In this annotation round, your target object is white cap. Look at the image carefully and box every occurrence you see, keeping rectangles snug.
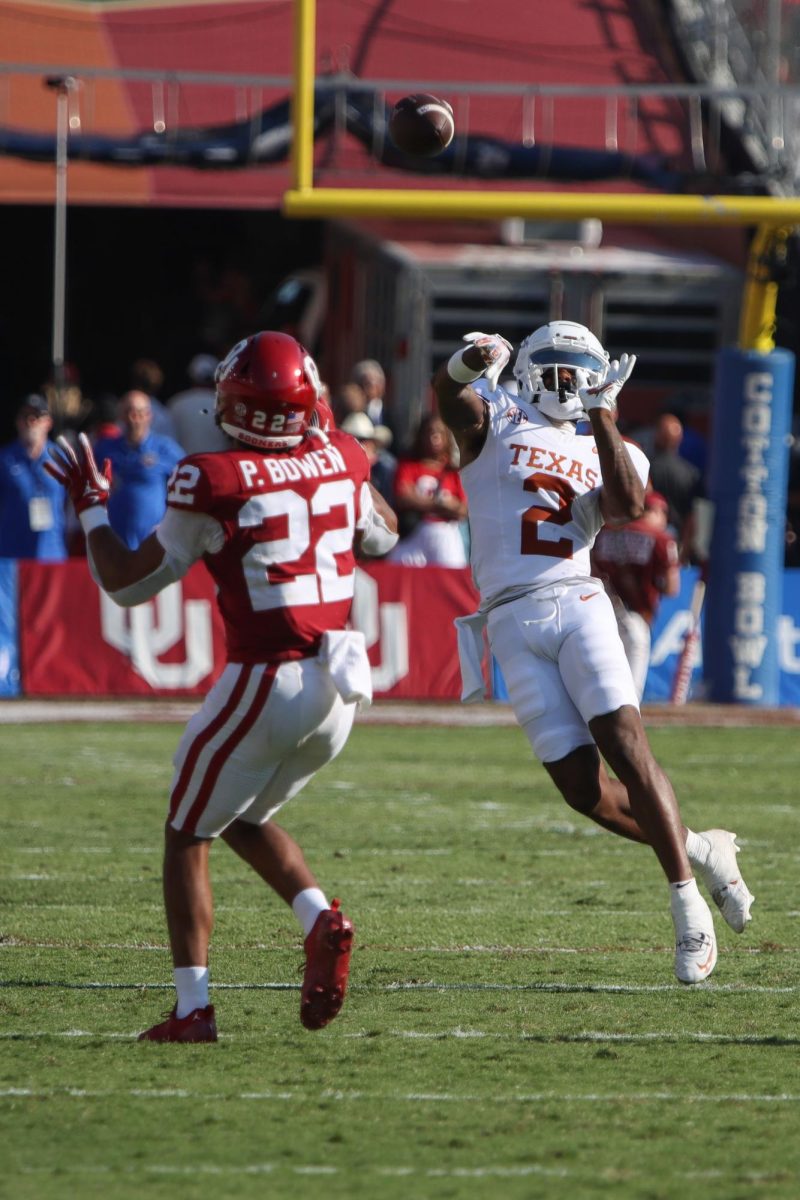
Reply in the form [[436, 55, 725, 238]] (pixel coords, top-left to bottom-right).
[[341, 411, 393, 448]]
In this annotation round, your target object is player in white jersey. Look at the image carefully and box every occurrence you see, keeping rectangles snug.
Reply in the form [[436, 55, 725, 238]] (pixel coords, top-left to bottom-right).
[[434, 321, 754, 985]]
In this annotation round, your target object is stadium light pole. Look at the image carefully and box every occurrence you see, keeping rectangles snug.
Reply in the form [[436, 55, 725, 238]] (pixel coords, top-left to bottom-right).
[[45, 75, 77, 402]]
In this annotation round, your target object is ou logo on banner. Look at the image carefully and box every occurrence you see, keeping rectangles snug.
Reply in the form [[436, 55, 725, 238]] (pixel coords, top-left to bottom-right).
[[352, 568, 409, 693], [100, 583, 214, 690]]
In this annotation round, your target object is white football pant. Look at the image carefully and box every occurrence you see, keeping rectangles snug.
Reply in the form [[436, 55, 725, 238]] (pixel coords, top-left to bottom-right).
[[488, 582, 639, 763], [168, 658, 356, 838]]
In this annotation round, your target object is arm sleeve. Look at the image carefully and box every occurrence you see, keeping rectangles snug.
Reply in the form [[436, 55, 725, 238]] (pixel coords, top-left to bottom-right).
[[156, 505, 225, 565], [357, 480, 399, 556], [102, 508, 224, 608]]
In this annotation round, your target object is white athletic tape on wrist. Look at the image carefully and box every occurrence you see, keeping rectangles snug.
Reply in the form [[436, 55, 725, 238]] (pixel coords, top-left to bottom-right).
[[447, 351, 483, 384], [79, 507, 110, 534]]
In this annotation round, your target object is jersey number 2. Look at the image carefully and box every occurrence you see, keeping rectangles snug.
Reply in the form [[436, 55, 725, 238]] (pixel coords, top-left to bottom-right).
[[521, 473, 575, 559], [239, 480, 356, 610]]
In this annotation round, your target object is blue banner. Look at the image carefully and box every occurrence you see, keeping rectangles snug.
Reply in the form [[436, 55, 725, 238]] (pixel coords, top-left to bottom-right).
[[649, 566, 800, 706], [0, 560, 20, 697], [704, 347, 795, 703]]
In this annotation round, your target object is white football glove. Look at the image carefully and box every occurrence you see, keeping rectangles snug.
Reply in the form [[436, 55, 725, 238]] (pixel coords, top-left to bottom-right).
[[462, 331, 514, 393], [579, 353, 636, 414]]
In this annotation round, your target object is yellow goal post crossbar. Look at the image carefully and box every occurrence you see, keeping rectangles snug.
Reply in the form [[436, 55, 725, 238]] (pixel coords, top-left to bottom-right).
[[286, 0, 799, 351]]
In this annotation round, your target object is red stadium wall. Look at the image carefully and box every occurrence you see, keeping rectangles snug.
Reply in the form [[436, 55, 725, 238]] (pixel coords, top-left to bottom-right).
[[17, 560, 480, 700]]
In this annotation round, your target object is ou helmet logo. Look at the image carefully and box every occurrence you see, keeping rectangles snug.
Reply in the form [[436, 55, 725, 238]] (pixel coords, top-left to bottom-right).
[[100, 583, 214, 689]]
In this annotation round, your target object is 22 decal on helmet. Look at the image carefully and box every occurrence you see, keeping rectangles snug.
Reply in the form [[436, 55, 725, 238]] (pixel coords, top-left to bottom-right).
[[214, 331, 322, 451]]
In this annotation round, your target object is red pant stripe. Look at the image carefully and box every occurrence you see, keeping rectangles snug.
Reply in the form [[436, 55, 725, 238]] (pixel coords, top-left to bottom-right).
[[169, 664, 253, 823], [181, 665, 279, 835]]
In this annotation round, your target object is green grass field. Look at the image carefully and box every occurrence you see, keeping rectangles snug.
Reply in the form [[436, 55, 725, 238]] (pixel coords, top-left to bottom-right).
[[1, 717, 799, 1200]]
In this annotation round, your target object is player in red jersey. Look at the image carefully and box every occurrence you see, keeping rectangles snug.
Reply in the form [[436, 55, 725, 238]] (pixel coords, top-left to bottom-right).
[[591, 490, 680, 700], [46, 331, 399, 1043]]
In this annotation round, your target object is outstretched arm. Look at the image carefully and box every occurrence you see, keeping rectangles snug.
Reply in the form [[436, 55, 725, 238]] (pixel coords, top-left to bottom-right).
[[82, 526, 170, 595], [45, 434, 175, 599], [579, 355, 645, 524], [433, 332, 512, 466], [590, 411, 646, 524]]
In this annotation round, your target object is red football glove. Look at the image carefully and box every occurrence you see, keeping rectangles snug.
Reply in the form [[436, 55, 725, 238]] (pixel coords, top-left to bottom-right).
[[45, 433, 112, 515]]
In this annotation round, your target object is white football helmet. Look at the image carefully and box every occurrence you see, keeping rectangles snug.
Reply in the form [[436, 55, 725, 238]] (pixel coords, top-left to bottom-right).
[[513, 320, 610, 422]]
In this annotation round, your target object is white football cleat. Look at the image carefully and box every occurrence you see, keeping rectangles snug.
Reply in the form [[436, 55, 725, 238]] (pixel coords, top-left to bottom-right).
[[674, 927, 718, 985], [694, 830, 754, 934], [672, 888, 718, 984]]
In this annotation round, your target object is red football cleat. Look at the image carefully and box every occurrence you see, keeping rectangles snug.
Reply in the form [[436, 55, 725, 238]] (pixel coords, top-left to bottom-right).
[[138, 1004, 218, 1043], [300, 899, 354, 1030]]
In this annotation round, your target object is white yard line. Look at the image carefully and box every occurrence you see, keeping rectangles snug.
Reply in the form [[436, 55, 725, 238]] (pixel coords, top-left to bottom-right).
[[4, 1086, 800, 1102], [2, 1028, 797, 1045], [0, 979, 797, 993], [0, 938, 791, 954], [14, 1161, 795, 1184]]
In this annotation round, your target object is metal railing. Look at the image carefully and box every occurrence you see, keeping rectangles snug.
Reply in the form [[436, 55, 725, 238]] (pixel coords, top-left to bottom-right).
[[2, 62, 800, 193]]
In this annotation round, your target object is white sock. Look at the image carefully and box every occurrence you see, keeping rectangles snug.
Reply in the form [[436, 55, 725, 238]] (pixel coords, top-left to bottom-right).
[[292, 887, 330, 936], [685, 829, 710, 868], [174, 966, 210, 1018], [669, 877, 707, 924]]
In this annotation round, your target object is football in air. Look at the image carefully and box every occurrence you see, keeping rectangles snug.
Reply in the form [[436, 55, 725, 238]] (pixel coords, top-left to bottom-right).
[[388, 93, 455, 158]]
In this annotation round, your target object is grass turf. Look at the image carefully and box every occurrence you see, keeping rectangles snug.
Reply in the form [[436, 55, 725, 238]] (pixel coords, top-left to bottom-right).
[[1, 719, 799, 1199]]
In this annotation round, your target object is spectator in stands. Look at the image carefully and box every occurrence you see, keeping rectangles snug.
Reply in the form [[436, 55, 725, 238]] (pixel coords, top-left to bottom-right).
[[648, 413, 704, 562], [0, 394, 67, 560], [340, 411, 397, 507], [93, 390, 184, 549], [387, 414, 469, 567], [128, 357, 179, 441], [591, 490, 681, 700], [632, 397, 709, 479], [332, 382, 367, 426], [82, 393, 123, 445], [350, 360, 393, 437], [166, 354, 229, 454]]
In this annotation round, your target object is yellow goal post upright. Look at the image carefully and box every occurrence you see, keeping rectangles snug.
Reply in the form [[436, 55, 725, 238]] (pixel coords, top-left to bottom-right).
[[284, 0, 798, 705]]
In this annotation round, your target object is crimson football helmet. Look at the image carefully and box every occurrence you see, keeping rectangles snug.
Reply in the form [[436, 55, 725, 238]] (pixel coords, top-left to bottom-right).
[[215, 331, 322, 450]]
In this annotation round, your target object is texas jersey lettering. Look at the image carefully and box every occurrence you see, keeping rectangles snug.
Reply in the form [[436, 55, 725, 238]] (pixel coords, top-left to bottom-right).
[[160, 430, 370, 663], [462, 386, 649, 605]]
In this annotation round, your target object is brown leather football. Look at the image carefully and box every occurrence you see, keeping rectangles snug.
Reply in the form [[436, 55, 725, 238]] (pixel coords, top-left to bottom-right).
[[388, 93, 455, 158]]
